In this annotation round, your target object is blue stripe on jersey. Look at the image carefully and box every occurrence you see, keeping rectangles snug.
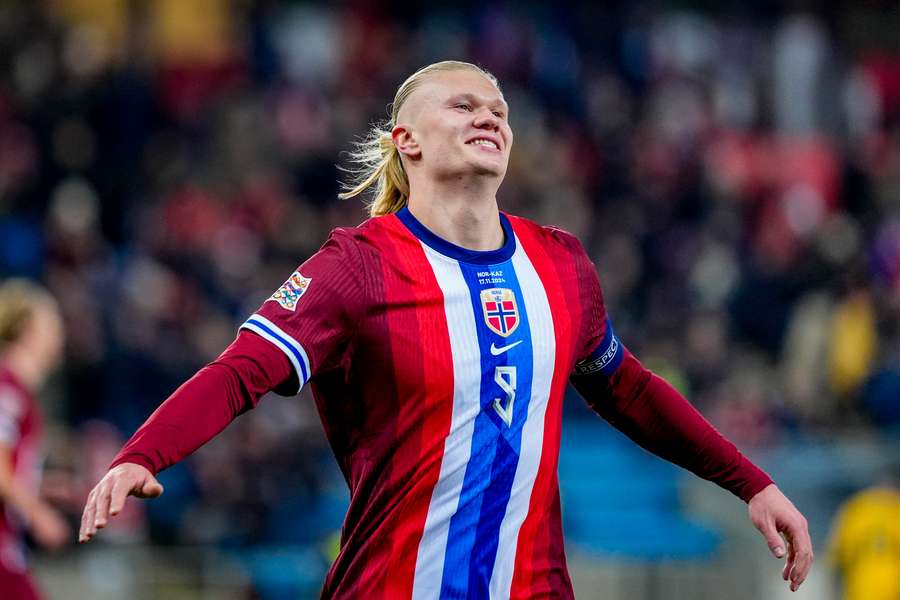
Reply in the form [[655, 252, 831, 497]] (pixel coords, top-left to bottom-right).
[[573, 317, 624, 377], [241, 316, 311, 386], [439, 260, 535, 599]]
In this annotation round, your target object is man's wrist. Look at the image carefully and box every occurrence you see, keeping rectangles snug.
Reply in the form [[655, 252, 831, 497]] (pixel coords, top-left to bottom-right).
[[746, 481, 776, 504], [109, 454, 157, 474]]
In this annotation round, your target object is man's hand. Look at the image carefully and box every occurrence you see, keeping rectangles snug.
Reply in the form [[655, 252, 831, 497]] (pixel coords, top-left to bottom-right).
[[748, 483, 814, 592], [78, 462, 163, 542]]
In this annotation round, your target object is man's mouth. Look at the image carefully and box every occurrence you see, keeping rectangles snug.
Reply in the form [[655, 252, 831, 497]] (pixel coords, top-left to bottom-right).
[[466, 138, 500, 151]]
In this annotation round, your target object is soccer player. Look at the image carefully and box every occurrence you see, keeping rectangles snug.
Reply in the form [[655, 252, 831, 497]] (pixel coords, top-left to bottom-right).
[[0, 280, 70, 600], [79, 61, 814, 598]]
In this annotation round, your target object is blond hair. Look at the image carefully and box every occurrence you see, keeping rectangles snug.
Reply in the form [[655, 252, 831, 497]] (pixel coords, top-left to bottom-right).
[[0, 279, 52, 351], [339, 61, 501, 217]]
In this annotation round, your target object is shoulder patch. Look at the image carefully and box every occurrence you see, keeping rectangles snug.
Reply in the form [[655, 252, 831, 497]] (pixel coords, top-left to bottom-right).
[[269, 270, 312, 312]]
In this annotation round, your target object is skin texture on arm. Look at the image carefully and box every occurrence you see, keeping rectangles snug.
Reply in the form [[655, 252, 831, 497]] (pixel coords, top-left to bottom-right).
[[0, 444, 69, 549], [572, 348, 813, 591], [79, 330, 292, 542]]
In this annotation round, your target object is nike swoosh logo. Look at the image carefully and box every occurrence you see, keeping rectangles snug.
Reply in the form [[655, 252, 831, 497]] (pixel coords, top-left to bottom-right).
[[490, 340, 523, 355]]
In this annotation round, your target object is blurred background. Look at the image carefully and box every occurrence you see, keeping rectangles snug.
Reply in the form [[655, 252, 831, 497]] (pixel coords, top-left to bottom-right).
[[1, 0, 899, 598]]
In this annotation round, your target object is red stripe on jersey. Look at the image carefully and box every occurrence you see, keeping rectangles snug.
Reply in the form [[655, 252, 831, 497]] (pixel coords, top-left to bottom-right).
[[506, 218, 580, 598], [365, 215, 454, 598]]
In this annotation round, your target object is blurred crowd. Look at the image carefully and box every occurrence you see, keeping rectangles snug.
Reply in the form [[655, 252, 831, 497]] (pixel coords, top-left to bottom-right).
[[1, 0, 899, 569]]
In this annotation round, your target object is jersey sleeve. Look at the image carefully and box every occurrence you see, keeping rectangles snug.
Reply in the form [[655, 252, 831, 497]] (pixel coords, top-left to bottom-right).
[[110, 330, 293, 473], [239, 228, 366, 395], [569, 236, 625, 378], [565, 238, 773, 503]]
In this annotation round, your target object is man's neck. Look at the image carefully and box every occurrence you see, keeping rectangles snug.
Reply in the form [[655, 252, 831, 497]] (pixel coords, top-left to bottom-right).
[[406, 178, 504, 251]]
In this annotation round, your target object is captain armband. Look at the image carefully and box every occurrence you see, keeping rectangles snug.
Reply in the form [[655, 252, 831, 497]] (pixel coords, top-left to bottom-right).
[[573, 317, 625, 377]]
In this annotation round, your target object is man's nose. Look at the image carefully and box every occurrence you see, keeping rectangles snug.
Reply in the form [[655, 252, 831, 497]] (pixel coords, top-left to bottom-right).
[[473, 109, 500, 129]]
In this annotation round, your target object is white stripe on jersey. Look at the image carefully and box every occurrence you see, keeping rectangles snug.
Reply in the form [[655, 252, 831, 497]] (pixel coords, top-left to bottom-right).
[[240, 314, 311, 393], [488, 238, 556, 598], [411, 245, 483, 600]]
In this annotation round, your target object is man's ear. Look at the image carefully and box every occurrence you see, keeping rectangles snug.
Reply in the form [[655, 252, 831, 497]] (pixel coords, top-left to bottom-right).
[[392, 125, 421, 159]]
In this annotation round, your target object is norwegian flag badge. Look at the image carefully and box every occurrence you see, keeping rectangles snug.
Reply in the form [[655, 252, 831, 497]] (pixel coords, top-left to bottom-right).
[[480, 288, 519, 337]]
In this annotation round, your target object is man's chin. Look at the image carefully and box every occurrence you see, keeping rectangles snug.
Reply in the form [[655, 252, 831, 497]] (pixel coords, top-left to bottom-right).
[[472, 165, 505, 177], [469, 158, 507, 178], [432, 160, 507, 182]]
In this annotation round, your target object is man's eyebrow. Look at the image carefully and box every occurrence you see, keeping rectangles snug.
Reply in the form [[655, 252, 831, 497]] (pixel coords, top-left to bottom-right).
[[447, 92, 508, 110]]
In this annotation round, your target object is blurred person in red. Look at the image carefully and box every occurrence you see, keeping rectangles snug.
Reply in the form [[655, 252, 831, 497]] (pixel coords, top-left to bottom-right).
[[0, 279, 70, 600], [79, 61, 813, 598]]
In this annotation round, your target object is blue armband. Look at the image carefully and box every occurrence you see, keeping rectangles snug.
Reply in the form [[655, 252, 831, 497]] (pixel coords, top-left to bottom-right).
[[573, 318, 624, 377]]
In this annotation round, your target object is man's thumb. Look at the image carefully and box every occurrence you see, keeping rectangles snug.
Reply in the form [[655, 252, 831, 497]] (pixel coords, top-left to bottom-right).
[[761, 522, 785, 558], [140, 476, 164, 498]]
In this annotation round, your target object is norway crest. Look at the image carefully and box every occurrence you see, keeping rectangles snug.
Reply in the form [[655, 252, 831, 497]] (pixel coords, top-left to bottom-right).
[[269, 270, 311, 312], [480, 288, 519, 337]]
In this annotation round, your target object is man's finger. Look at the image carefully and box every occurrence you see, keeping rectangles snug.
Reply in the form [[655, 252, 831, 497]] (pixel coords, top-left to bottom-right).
[[758, 519, 786, 558], [89, 482, 110, 533], [782, 537, 795, 581], [79, 491, 92, 536], [78, 490, 96, 541], [789, 527, 814, 591], [94, 483, 113, 529], [792, 549, 814, 591], [80, 489, 99, 540], [108, 476, 131, 516]]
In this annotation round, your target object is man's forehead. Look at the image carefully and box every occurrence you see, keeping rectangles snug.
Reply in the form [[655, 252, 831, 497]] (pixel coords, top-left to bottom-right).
[[430, 70, 503, 99], [400, 70, 506, 118]]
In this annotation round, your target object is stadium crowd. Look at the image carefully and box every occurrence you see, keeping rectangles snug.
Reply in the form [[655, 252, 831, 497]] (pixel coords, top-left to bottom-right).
[[0, 0, 898, 575]]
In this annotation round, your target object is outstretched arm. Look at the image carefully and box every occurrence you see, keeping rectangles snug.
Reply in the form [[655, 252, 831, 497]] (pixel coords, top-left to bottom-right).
[[78, 330, 293, 542], [571, 348, 813, 591]]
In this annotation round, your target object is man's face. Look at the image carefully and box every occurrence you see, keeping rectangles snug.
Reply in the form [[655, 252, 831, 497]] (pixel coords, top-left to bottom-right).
[[394, 69, 513, 182]]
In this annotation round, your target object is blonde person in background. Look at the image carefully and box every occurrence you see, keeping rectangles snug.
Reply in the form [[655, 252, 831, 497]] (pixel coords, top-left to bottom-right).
[[828, 467, 900, 600], [0, 279, 69, 600]]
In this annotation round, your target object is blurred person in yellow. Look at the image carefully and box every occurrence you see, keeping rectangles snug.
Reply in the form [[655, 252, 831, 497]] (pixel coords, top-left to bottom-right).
[[828, 467, 900, 600], [827, 289, 877, 398], [0, 279, 70, 600]]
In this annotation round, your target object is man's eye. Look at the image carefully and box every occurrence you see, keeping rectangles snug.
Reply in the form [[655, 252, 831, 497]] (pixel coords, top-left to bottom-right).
[[493, 111, 505, 118], [455, 103, 472, 111]]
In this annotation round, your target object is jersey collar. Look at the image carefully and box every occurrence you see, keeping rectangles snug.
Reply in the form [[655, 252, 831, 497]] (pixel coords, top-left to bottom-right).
[[395, 206, 516, 265]]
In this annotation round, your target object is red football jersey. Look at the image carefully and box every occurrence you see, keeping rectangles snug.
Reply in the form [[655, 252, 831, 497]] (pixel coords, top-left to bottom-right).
[[0, 367, 44, 574], [240, 208, 614, 599]]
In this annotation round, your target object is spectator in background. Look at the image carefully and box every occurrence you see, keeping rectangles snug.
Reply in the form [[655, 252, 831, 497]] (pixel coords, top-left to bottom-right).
[[0, 279, 69, 600], [828, 466, 900, 600]]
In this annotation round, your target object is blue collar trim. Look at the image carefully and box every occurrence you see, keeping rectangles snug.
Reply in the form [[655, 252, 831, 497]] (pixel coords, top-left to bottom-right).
[[396, 206, 516, 265]]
